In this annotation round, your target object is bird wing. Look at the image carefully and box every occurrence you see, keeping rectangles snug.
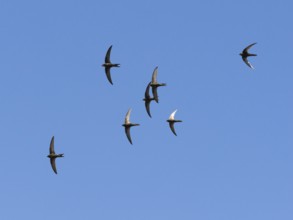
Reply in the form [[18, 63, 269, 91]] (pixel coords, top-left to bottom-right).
[[145, 100, 152, 118], [169, 109, 177, 120], [125, 108, 132, 124], [50, 158, 58, 174], [151, 66, 158, 83], [105, 67, 113, 85], [125, 127, 133, 144], [169, 122, 177, 136], [49, 136, 55, 154], [105, 45, 113, 63], [151, 86, 159, 103], [242, 57, 254, 69], [243, 42, 257, 53], [144, 82, 151, 99]]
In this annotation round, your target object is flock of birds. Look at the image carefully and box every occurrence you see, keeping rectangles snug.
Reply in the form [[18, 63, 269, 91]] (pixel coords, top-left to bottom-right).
[[47, 42, 258, 174]]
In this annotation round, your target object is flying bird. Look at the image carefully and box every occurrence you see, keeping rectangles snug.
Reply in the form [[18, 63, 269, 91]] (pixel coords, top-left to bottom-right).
[[47, 136, 64, 174], [240, 43, 257, 69], [143, 82, 155, 118], [122, 108, 140, 144], [167, 110, 182, 136], [102, 45, 120, 85], [150, 66, 166, 103]]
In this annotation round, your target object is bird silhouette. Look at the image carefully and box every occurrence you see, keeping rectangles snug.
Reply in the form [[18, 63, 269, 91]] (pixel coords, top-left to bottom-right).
[[122, 108, 140, 144], [47, 136, 64, 174], [143, 82, 155, 118], [240, 43, 257, 69], [167, 110, 182, 136], [150, 66, 166, 103], [102, 45, 120, 84]]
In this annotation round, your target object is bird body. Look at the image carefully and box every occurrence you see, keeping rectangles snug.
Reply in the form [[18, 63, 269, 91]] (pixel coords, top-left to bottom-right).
[[240, 42, 257, 69], [167, 110, 182, 136], [150, 67, 166, 103], [102, 45, 120, 84], [47, 153, 64, 158], [122, 109, 140, 144], [47, 136, 64, 174]]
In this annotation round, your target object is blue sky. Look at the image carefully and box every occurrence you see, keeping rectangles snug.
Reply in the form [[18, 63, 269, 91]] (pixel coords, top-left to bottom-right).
[[0, 0, 292, 219]]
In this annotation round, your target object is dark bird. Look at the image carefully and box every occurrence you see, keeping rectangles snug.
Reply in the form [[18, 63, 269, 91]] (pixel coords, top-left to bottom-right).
[[167, 110, 182, 136], [102, 45, 120, 85], [47, 136, 64, 174], [143, 82, 155, 118], [240, 43, 257, 69], [150, 66, 166, 103], [122, 108, 140, 144]]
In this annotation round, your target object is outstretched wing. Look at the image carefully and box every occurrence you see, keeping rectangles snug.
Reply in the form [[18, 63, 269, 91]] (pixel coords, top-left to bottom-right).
[[144, 82, 151, 99], [49, 136, 55, 154], [242, 57, 254, 69], [105, 45, 113, 63], [169, 122, 177, 136], [125, 108, 132, 124], [151, 66, 158, 83], [152, 86, 159, 103], [169, 109, 177, 120], [145, 100, 152, 118], [243, 42, 257, 53], [105, 67, 113, 85], [50, 158, 58, 174], [125, 127, 133, 144]]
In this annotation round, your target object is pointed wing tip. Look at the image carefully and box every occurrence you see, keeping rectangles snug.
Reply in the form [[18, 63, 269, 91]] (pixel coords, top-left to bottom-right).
[[146, 109, 152, 118], [248, 63, 255, 69], [169, 109, 178, 119], [128, 136, 133, 145], [172, 130, 177, 136]]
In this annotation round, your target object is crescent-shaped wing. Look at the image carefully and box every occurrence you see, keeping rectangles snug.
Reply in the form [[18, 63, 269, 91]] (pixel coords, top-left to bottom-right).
[[50, 158, 58, 174], [125, 108, 132, 124], [169, 122, 177, 136], [242, 57, 254, 69], [152, 87, 159, 103], [145, 100, 152, 118], [144, 82, 151, 99], [105, 45, 113, 63], [151, 66, 158, 83], [49, 136, 55, 154], [169, 109, 177, 120], [105, 67, 113, 85], [125, 127, 133, 144], [243, 42, 257, 53]]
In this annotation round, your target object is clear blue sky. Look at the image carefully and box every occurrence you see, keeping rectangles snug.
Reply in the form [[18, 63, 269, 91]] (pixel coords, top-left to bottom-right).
[[0, 1, 292, 219]]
